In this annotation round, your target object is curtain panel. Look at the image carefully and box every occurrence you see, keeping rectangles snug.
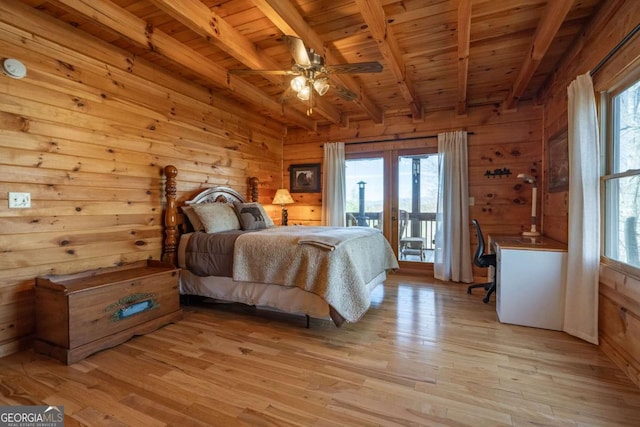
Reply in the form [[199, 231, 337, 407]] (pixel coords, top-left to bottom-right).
[[322, 142, 346, 226], [565, 73, 600, 345], [434, 130, 473, 283]]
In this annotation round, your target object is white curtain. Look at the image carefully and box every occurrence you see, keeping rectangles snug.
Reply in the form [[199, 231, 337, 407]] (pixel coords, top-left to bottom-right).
[[434, 130, 473, 283], [322, 142, 346, 226], [565, 73, 600, 345]]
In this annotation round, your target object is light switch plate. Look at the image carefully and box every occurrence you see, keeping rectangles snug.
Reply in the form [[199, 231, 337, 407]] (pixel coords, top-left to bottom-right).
[[9, 192, 31, 208]]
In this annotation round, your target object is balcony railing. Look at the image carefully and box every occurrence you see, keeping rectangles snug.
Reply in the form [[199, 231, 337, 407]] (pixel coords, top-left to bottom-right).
[[403, 212, 437, 250], [346, 211, 382, 229], [346, 211, 437, 251]]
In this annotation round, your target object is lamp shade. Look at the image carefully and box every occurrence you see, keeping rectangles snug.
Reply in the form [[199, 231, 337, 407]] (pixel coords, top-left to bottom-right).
[[517, 173, 536, 185], [272, 188, 294, 205], [290, 75, 307, 92], [296, 85, 311, 100], [313, 78, 330, 96]]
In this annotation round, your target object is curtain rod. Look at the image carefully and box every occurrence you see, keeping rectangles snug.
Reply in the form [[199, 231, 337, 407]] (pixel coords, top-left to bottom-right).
[[590, 23, 640, 77], [324, 131, 476, 147]]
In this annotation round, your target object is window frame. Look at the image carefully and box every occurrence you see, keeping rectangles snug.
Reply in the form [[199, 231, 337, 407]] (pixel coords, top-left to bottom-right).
[[600, 64, 640, 275]]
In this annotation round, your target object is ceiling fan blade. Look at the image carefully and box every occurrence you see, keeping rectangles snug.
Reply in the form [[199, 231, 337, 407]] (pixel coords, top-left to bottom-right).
[[335, 85, 358, 101], [228, 69, 298, 76], [325, 62, 383, 74], [279, 87, 295, 103], [284, 35, 311, 67]]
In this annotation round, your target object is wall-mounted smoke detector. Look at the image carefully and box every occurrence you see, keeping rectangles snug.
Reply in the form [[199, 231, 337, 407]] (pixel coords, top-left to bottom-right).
[[2, 58, 27, 79]]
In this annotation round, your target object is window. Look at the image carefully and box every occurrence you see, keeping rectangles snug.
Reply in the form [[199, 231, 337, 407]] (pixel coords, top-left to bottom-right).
[[345, 157, 384, 228], [397, 154, 439, 216], [397, 154, 439, 261], [603, 73, 640, 269]]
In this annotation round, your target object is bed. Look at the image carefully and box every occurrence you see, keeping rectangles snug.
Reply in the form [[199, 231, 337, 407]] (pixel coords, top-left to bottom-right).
[[162, 165, 399, 326]]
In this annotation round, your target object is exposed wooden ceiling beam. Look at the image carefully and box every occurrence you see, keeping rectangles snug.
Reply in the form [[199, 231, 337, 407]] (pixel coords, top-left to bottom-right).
[[457, 0, 472, 116], [536, 0, 628, 103], [254, 0, 384, 124], [355, 0, 422, 120], [53, 0, 316, 130], [503, 0, 573, 110], [148, 0, 342, 125]]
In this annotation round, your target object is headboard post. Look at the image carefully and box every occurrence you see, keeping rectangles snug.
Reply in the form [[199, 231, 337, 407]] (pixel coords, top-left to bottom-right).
[[249, 176, 259, 202], [163, 165, 178, 266]]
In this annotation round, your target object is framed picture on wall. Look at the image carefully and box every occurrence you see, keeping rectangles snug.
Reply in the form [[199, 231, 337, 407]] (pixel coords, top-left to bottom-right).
[[547, 129, 569, 192], [290, 163, 321, 193]]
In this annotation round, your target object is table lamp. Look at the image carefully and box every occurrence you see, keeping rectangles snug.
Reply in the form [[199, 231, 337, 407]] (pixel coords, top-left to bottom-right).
[[272, 188, 294, 226], [517, 173, 541, 237]]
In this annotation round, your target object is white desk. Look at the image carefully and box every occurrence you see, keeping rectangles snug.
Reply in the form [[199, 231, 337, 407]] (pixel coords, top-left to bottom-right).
[[490, 235, 567, 331]]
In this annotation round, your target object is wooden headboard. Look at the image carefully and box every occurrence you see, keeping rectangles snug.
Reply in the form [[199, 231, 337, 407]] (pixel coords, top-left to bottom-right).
[[162, 165, 259, 266]]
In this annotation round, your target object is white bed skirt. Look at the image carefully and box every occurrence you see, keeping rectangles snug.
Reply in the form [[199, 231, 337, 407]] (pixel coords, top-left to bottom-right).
[[179, 269, 386, 320]]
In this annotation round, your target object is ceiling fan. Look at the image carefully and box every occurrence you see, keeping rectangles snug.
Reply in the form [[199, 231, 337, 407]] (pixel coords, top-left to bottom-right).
[[229, 36, 383, 115]]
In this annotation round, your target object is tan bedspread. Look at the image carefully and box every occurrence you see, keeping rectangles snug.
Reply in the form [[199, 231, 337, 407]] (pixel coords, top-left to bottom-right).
[[232, 226, 399, 324]]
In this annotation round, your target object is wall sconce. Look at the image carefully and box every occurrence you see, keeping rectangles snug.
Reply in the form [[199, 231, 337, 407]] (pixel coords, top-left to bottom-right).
[[518, 173, 540, 237], [484, 168, 512, 178], [272, 188, 294, 226]]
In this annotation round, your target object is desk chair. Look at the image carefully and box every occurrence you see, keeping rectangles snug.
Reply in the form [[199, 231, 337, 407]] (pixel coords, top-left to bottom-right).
[[399, 210, 426, 261], [467, 219, 497, 303]]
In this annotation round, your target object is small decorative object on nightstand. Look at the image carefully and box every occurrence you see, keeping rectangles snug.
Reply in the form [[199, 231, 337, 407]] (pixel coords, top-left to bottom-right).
[[273, 188, 294, 226]]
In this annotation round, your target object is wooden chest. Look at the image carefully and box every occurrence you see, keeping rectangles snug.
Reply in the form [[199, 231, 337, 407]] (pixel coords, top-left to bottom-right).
[[35, 260, 182, 364]]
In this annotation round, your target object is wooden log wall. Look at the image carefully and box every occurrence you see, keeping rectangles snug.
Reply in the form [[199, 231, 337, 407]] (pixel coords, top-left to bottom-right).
[[283, 103, 543, 278], [0, 3, 282, 357], [540, 0, 640, 386]]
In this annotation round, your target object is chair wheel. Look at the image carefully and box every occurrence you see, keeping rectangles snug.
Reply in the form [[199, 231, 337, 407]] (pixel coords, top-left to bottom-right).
[[482, 296, 490, 304], [467, 288, 472, 294]]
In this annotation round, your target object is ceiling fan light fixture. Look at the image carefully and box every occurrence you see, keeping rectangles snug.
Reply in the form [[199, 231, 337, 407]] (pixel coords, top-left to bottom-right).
[[230, 36, 383, 114], [297, 85, 311, 100], [313, 78, 330, 96], [290, 75, 307, 92]]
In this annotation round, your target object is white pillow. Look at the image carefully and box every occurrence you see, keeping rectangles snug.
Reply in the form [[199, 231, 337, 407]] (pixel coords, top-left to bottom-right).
[[191, 203, 241, 233]]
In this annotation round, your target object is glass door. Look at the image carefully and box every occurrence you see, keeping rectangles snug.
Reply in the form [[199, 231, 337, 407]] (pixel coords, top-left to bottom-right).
[[345, 156, 385, 230], [395, 149, 439, 264], [345, 148, 438, 268]]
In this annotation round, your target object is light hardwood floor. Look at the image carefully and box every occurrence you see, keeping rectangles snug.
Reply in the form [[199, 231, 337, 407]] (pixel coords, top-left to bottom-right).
[[1, 273, 639, 426]]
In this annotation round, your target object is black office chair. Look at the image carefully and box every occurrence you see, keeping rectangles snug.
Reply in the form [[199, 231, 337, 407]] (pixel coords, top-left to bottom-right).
[[467, 219, 497, 303]]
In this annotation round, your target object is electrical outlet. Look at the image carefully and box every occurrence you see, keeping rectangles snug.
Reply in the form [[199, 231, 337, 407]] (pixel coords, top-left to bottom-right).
[[8, 192, 31, 208], [469, 196, 475, 206]]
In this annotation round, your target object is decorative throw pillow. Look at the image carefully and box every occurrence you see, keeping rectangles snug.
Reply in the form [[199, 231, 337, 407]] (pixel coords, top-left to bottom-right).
[[191, 202, 241, 233], [233, 202, 275, 230], [181, 205, 205, 232]]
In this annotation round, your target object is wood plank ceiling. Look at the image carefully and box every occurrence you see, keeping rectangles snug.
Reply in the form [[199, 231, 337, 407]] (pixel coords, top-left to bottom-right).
[[17, 0, 604, 131]]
